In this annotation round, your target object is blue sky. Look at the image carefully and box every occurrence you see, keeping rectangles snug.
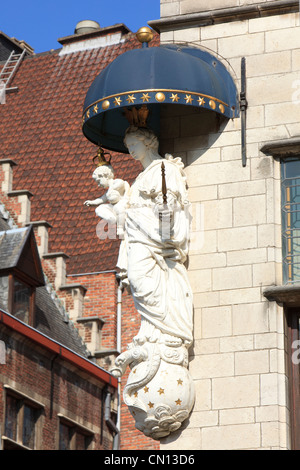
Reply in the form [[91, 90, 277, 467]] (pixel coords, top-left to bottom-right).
[[1, 0, 160, 53]]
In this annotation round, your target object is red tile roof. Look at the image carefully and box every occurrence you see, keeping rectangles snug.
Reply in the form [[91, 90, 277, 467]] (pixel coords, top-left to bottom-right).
[[0, 29, 159, 274]]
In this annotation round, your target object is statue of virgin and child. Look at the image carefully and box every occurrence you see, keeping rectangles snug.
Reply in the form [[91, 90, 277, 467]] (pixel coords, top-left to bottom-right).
[[85, 112, 194, 440]]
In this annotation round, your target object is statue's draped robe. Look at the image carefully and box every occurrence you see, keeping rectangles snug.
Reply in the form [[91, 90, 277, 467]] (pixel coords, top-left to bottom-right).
[[117, 155, 193, 346]]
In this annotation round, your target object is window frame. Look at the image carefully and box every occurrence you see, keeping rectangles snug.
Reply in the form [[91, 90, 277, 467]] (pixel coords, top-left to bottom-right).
[[4, 273, 36, 325], [57, 414, 94, 450], [281, 157, 300, 285], [2, 385, 44, 450]]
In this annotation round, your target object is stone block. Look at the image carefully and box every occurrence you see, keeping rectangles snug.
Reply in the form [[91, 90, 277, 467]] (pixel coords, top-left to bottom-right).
[[266, 27, 300, 53], [254, 333, 278, 350], [174, 27, 200, 43], [188, 252, 226, 270], [250, 156, 274, 180], [227, 248, 267, 267], [218, 33, 264, 59], [247, 72, 300, 107], [193, 290, 220, 309], [217, 226, 257, 252], [193, 379, 212, 411], [193, 338, 220, 355], [201, 305, 232, 338], [220, 334, 254, 353], [201, 20, 248, 41], [188, 268, 212, 293], [265, 102, 300, 127], [233, 194, 266, 227], [220, 287, 261, 306], [190, 352, 234, 379], [292, 49, 300, 71], [255, 405, 279, 423], [252, 126, 291, 147], [160, 1, 180, 17], [201, 423, 261, 450], [161, 427, 201, 450], [185, 158, 250, 188], [219, 407, 255, 426], [262, 422, 280, 448], [189, 410, 218, 428], [257, 224, 275, 248], [203, 198, 233, 230], [213, 265, 252, 291], [188, 184, 218, 202], [219, 179, 265, 199], [192, 229, 217, 255], [248, 12, 297, 33], [232, 302, 269, 335], [235, 350, 270, 375], [180, 0, 239, 15], [212, 375, 260, 409], [252, 262, 276, 286], [188, 147, 221, 165]]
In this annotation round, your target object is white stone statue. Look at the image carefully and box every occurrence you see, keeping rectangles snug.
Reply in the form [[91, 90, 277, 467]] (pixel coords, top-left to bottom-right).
[[111, 126, 195, 440], [84, 164, 130, 237]]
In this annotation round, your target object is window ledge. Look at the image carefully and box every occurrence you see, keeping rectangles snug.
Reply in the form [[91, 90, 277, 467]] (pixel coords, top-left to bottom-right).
[[260, 137, 300, 158], [2, 436, 32, 450], [264, 284, 300, 306]]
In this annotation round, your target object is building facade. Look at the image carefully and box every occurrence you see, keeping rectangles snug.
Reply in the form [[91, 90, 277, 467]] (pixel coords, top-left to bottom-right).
[[147, 0, 300, 450], [0, 24, 159, 450]]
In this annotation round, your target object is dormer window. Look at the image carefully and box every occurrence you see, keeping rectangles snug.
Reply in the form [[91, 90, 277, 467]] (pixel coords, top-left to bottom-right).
[[0, 226, 44, 326]]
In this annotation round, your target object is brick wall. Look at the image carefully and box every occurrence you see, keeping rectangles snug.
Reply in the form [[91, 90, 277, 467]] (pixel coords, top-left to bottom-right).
[[0, 325, 113, 450]]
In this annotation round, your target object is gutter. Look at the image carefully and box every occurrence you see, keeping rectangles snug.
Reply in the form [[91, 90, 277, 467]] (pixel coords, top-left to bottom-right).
[[0, 308, 118, 388], [148, 0, 299, 32]]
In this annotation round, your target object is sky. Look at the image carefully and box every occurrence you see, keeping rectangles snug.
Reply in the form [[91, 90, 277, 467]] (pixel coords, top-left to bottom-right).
[[1, 0, 160, 53]]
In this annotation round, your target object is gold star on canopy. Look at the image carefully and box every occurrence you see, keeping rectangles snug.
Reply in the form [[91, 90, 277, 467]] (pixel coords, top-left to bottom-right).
[[93, 104, 98, 113], [141, 93, 150, 102], [184, 94, 193, 104], [86, 109, 90, 118], [170, 93, 180, 102], [175, 398, 182, 406], [158, 388, 165, 395], [197, 97, 205, 106], [126, 94, 136, 104], [114, 97, 122, 106], [144, 386, 149, 393], [177, 379, 183, 385], [148, 402, 154, 409]]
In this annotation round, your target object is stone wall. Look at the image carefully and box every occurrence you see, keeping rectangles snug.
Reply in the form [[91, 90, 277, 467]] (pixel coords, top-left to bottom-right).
[[155, 4, 299, 450]]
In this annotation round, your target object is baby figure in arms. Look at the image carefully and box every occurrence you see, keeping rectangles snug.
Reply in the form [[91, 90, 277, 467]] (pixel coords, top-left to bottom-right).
[[84, 159, 130, 239]]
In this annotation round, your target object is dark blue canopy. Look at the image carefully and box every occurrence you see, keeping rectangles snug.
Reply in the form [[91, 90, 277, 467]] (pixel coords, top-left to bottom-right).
[[82, 44, 239, 153]]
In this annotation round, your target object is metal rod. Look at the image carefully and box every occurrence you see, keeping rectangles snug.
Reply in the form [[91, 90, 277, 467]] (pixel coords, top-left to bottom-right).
[[240, 57, 248, 167]]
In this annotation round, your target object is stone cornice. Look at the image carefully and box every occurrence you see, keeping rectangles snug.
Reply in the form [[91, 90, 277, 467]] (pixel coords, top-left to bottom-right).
[[148, 0, 299, 32], [264, 284, 300, 306], [260, 137, 300, 158]]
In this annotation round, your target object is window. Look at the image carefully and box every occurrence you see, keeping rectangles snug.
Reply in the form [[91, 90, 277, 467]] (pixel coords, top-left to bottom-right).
[[58, 415, 93, 450], [0, 274, 35, 325], [12, 278, 31, 323], [281, 158, 300, 284], [2, 387, 43, 450]]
